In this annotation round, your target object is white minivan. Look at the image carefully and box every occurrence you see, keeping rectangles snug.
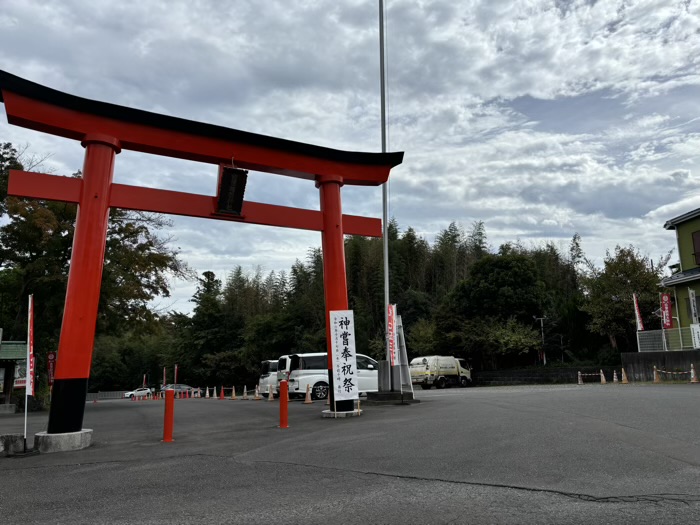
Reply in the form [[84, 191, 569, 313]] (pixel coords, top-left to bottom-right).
[[279, 352, 379, 400], [258, 360, 278, 397]]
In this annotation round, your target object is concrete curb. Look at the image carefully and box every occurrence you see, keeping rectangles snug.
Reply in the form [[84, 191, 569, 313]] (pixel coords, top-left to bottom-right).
[[34, 429, 93, 453]]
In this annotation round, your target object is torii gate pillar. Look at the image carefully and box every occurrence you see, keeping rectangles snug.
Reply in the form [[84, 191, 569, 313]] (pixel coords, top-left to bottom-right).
[[317, 175, 353, 412], [48, 135, 120, 433]]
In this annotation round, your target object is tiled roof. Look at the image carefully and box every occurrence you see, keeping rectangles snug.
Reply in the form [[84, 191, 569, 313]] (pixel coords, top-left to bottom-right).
[[664, 208, 700, 230], [661, 267, 700, 287], [0, 341, 27, 360]]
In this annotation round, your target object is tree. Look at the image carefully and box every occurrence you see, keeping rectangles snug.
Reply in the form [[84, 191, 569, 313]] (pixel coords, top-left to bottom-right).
[[580, 245, 670, 351], [0, 142, 192, 391]]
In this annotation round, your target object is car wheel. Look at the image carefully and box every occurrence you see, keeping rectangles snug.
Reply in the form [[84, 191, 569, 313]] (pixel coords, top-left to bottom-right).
[[421, 384, 431, 390], [129, 394, 134, 399], [311, 382, 329, 400], [460, 377, 468, 387], [436, 377, 446, 389]]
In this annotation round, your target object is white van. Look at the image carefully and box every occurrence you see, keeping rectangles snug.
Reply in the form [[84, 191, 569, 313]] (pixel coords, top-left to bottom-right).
[[410, 355, 472, 389], [281, 352, 379, 400], [258, 360, 278, 397]]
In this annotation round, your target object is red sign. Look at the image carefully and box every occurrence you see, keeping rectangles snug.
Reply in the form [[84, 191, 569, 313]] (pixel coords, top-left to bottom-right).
[[387, 304, 397, 366], [48, 351, 56, 386], [661, 293, 673, 329]]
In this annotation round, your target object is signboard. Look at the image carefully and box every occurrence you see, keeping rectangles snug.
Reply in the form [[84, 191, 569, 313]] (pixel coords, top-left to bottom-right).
[[661, 293, 672, 329], [691, 323, 700, 350], [690, 288, 699, 325], [388, 304, 398, 366], [330, 310, 358, 402], [48, 351, 56, 386], [14, 360, 26, 389]]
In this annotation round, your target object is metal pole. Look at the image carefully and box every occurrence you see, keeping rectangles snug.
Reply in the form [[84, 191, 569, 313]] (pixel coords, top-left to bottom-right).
[[379, 0, 390, 363]]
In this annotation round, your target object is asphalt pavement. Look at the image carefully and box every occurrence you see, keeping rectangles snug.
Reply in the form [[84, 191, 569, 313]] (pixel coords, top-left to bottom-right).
[[1, 384, 699, 524]]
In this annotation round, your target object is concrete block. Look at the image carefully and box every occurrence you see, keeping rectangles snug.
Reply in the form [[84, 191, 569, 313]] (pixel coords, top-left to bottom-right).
[[34, 429, 92, 454], [1, 433, 25, 456], [322, 409, 362, 418]]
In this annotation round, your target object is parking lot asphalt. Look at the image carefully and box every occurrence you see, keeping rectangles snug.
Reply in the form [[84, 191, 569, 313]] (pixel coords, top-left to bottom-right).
[[2, 384, 700, 524]]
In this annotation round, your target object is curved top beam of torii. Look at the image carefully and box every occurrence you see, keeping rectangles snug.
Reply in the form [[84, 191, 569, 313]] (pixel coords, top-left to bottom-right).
[[0, 70, 403, 185]]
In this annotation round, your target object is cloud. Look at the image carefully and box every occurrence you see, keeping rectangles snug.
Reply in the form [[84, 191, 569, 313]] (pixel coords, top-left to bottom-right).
[[0, 0, 698, 313]]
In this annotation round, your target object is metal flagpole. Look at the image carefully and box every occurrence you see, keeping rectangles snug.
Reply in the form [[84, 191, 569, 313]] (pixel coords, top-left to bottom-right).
[[379, 0, 390, 367]]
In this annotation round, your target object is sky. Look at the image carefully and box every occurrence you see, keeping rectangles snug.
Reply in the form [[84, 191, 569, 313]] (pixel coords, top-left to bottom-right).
[[1, 0, 699, 314]]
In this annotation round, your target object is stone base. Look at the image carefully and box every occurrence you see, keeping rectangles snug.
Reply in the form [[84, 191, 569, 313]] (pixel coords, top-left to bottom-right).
[[321, 409, 362, 418], [34, 429, 92, 454], [0, 404, 16, 415], [1, 433, 25, 456], [364, 391, 420, 406]]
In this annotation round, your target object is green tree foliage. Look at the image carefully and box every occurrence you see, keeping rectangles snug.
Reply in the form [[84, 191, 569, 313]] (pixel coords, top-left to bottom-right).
[[0, 140, 674, 389], [580, 245, 671, 352], [0, 142, 191, 394]]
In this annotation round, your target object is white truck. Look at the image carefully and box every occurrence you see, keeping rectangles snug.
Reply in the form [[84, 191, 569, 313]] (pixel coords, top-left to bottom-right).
[[410, 355, 472, 389]]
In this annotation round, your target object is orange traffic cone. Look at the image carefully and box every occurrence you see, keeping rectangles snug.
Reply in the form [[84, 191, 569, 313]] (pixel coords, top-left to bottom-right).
[[268, 385, 275, 401], [577, 371, 583, 385], [254, 386, 262, 400], [599, 369, 607, 384], [304, 384, 313, 404], [691, 364, 698, 384], [219, 386, 225, 400], [242, 386, 249, 400], [621, 368, 629, 384], [653, 365, 660, 384], [613, 370, 619, 383]]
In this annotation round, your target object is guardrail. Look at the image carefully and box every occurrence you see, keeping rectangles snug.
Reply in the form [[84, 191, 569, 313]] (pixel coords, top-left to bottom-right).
[[86, 391, 127, 401]]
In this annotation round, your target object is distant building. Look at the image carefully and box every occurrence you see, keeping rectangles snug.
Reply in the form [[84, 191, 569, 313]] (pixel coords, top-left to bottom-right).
[[661, 208, 700, 332]]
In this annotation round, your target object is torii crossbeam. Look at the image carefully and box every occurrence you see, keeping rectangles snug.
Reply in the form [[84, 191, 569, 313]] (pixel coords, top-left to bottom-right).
[[0, 71, 403, 433]]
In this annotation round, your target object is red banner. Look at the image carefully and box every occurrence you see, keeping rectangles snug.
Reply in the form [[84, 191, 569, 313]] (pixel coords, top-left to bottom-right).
[[661, 293, 673, 329], [633, 293, 644, 331], [27, 295, 35, 396], [387, 304, 397, 366], [48, 351, 56, 386]]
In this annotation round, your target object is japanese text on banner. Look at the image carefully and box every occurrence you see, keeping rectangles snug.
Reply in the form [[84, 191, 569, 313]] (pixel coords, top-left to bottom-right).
[[330, 310, 358, 402]]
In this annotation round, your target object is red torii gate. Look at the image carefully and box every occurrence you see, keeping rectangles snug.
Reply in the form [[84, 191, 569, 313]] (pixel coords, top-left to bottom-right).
[[0, 71, 403, 433]]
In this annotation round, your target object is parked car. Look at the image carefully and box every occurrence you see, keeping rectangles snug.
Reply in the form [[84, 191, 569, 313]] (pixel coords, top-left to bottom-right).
[[123, 387, 153, 399], [160, 384, 194, 395], [259, 360, 279, 397], [283, 352, 379, 400]]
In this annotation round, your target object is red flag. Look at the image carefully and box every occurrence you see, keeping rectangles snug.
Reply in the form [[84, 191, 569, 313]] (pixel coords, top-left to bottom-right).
[[27, 295, 35, 396], [633, 293, 644, 331], [661, 293, 673, 329]]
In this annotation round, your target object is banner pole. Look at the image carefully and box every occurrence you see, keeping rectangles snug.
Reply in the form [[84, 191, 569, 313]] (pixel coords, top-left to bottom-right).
[[24, 294, 33, 452]]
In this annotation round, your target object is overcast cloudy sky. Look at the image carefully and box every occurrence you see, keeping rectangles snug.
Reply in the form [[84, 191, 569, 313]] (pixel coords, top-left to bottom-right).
[[1, 0, 699, 313]]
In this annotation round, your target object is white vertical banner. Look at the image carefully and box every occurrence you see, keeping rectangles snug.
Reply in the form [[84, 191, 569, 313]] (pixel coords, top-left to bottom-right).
[[387, 304, 398, 366], [689, 288, 699, 325], [330, 310, 358, 402]]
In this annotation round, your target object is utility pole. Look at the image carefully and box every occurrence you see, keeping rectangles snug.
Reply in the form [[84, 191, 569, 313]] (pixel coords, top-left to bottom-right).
[[534, 316, 546, 365]]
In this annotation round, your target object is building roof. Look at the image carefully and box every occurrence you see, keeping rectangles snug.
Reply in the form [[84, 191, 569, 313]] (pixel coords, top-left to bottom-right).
[[660, 267, 700, 287], [664, 208, 700, 230], [0, 341, 27, 360]]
